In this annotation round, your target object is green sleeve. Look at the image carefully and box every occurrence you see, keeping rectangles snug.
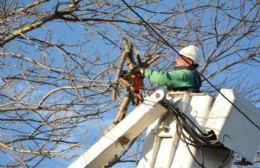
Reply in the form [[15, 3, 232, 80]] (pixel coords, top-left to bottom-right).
[[144, 68, 195, 88]]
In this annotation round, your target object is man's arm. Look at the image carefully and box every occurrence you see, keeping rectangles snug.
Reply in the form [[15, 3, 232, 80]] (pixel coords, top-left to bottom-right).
[[143, 68, 195, 89]]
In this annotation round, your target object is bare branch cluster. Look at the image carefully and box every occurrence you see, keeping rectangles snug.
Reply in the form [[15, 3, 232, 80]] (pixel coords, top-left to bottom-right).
[[0, 0, 259, 167]]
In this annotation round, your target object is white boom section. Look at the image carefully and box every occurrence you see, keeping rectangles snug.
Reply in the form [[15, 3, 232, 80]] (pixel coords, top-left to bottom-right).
[[68, 90, 168, 168], [138, 92, 234, 168], [205, 89, 260, 162]]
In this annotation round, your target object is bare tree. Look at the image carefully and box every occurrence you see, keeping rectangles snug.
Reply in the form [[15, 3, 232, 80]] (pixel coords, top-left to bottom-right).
[[0, 0, 259, 167]]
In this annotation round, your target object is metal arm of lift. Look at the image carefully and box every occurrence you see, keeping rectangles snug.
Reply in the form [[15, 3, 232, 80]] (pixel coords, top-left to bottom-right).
[[68, 90, 168, 168]]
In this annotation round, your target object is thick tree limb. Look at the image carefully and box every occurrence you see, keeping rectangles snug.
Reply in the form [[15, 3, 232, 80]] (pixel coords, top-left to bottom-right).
[[0, 105, 70, 112], [112, 50, 129, 101], [0, 1, 80, 47], [14, 0, 50, 14], [0, 14, 56, 47], [113, 92, 130, 124]]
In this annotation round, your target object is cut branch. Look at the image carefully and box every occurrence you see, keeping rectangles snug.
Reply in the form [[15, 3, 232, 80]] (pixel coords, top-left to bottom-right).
[[113, 92, 130, 124], [112, 50, 129, 101]]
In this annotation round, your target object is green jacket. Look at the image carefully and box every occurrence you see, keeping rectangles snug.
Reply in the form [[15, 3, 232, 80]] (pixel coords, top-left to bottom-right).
[[144, 66, 201, 92]]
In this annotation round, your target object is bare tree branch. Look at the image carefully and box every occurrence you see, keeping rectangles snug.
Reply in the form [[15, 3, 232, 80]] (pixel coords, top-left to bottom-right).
[[0, 0, 259, 167]]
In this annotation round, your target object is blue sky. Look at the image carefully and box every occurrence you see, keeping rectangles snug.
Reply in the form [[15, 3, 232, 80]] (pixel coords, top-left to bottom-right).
[[1, 0, 259, 167]]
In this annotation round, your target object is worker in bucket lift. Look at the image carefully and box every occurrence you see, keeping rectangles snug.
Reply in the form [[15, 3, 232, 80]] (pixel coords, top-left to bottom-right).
[[137, 45, 202, 96]]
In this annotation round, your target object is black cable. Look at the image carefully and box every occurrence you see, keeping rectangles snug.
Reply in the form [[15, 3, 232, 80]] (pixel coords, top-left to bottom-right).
[[121, 0, 260, 131], [165, 103, 222, 147], [217, 151, 233, 168], [164, 102, 232, 168], [185, 135, 206, 168], [173, 113, 206, 168]]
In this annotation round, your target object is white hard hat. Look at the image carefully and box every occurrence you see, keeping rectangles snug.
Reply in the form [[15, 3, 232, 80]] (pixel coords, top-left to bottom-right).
[[179, 45, 202, 65]]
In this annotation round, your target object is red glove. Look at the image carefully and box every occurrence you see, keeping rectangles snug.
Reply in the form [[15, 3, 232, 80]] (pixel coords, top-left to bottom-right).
[[130, 73, 144, 92], [133, 92, 144, 105]]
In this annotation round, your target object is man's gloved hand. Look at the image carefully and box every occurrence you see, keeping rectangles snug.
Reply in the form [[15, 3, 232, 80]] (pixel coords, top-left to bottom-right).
[[130, 67, 145, 105], [121, 67, 146, 105], [133, 92, 144, 105], [129, 67, 145, 93]]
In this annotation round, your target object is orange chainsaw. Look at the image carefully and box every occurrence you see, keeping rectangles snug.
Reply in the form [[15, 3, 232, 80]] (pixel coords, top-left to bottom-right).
[[120, 67, 144, 105]]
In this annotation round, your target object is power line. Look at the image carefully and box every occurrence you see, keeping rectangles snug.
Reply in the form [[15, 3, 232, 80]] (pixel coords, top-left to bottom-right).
[[121, 0, 260, 130]]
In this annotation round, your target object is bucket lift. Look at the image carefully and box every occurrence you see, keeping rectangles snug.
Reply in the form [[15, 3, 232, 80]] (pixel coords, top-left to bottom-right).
[[69, 89, 260, 168], [139, 90, 230, 168]]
